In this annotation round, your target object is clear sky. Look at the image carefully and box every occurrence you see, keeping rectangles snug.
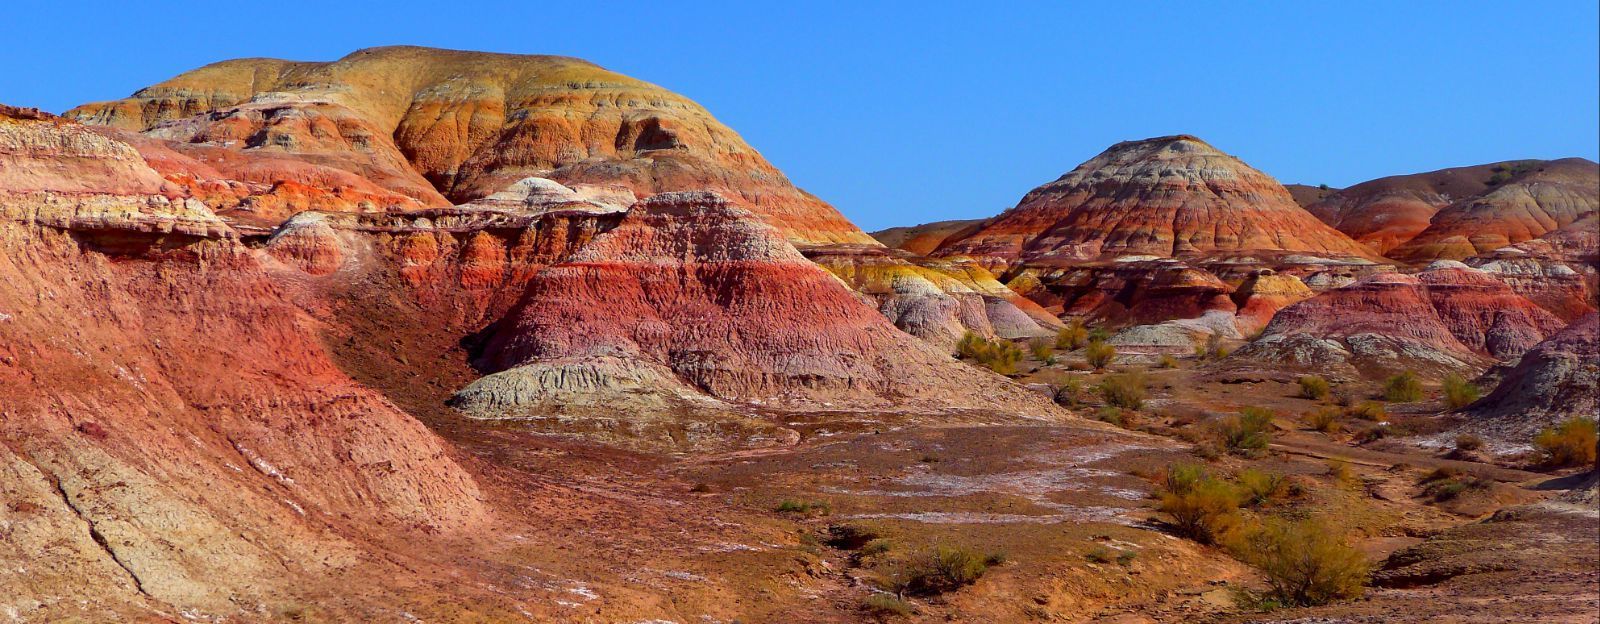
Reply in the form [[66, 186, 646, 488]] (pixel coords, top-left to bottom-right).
[[5, 1, 1596, 231]]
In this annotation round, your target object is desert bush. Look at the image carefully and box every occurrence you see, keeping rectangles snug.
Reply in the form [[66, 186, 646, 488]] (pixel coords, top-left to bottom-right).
[[1441, 374, 1480, 409], [1084, 340, 1117, 370], [1534, 417, 1599, 468], [1056, 320, 1089, 350], [1051, 376, 1085, 408], [1419, 468, 1490, 501], [1354, 425, 1388, 444], [1382, 371, 1423, 402], [1089, 327, 1112, 343], [1235, 469, 1288, 507], [1116, 550, 1138, 566], [1098, 371, 1146, 409], [1325, 459, 1356, 487], [826, 524, 884, 550], [776, 499, 831, 515], [957, 332, 1024, 375], [862, 593, 913, 617], [1158, 354, 1180, 369], [1194, 333, 1230, 360], [1453, 434, 1484, 452], [1159, 473, 1243, 544], [1096, 406, 1129, 427], [861, 538, 894, 557], [1236, 518, 1368, 606], [1084, 546, 1114, 563], [1162, 463, 1208, 495], [904, 545, 990, 595], [1029, 338, 1055, 364], [1304, 407, 1341, 433], [1347, 401, 1385, 421], [1297, 375, 1331, 400], [1216, 408, 1274, 456]]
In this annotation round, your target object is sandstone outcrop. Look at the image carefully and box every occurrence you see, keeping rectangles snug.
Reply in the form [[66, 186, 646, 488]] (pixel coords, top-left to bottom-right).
[[1461, 313, 1599, 442], [1236, 265, 1566, 377], [933, 135, 1380, 265]]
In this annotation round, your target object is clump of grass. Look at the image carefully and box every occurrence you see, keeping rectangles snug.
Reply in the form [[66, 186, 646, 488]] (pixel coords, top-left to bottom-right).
[[1235, 518, 1369, 606], [956, 331, 1024, 375], [1382, 371, 1423, 402], [1325, 459, 1357, 487], [1298, 375, 1331, 400], [1534, 417, 1598, 468], [1453, 434, 1484, 453], [861, 538, 894, 557], [1084, 546, 1114, 563], [1097, 371, 1146, 409], [1085, 340, 1117, 370], [1056, 319, 1089, 350], [904, 545, 991, 595], [1215, 408, 1275, 457], [1194, 333, 1230, 360], [1441, 374, 1481, 409], [1418, 466, 1490, 501], [1304, 407, 1341, 433], [1096, 406, 1132, 428], [1235, 468, 1288, 507], [1158, 354, 1180, 369], [1116, 550, 1138, 566], [862, 593, 913, 617], [1051, 376, 1085, 408]]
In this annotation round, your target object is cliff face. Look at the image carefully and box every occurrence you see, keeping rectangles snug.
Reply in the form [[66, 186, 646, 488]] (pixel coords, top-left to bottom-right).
[[934, 135, 1380, 264], [67, 46, 874, 246]]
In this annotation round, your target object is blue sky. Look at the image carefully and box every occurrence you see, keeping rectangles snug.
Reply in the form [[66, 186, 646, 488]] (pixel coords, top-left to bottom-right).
[[5, 1, 1596, 231]]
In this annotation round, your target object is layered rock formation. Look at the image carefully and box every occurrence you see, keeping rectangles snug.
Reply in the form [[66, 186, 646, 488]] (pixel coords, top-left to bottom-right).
[[1236, 265, 1567, 378], [457, 191, 1058, 421], [1383, 159, 1598, 263], [933, 135, 1380, 265], [1461, 313, 1599, 442], [872, 218, 984, 255], [1303, 161, 1521, 255], [1466, 214, 1599, 321], [67, 45, 873, 246]]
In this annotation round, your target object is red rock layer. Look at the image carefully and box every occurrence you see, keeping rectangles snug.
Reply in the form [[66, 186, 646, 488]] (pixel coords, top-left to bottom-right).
[[1303, 162, 1517, 254], [67, 46, 874, 246], [1464, 313, 1599, 441], [871, 218, 985, 255], [1005, 259, 1239, 328], [933, 135, 1380, 264], [1240, 266, 1566, 377], [463, 192, 1058, 415], [1466, 214, 1599, 321], [1386, 159, 1598, 263]]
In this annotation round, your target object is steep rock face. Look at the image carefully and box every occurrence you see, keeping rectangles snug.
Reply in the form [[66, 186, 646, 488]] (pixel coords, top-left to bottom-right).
[[1231, 270, 1316, 335], [1236, 266, 1565, 377], [1386, 159, 1598, 263], [0, 113, 489, 617], [807, 246, 1061, 345], [67, 46, 873, 246], [1304, 162, 1517, 254], [1462, 313, 1599, 442], [871, 218, 985, 255], [934, 135, 1379, 264], [459, 192, 1059, 420]]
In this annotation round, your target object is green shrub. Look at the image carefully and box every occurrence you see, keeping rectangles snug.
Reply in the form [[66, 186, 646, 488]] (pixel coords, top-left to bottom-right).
[[1051, 376, 1085, 408], [1028, 338, 1055, 363], [956, 332, 1024, 375], [1235, 469, 1288, 507], [1116, 550, 1138, 566], [1441, 374, 1481, 409], [1084, 546, 1114, 563], [1236, 518, 1368, 606], [1085, 340, 1117, 370], [862, 593, 912, 617], [861, 538, 894, 557], [1216, 408, 1275, 456], [1056, 320, 1089, 350], [1096, 406, 1129, 427], [1298, 375, 1331, 400], [1098, 371, 1146, 409], [1382, 371, 1423, 402], [1304, 407, 1341, 433], [1534, 417, 1598, 468], [1089, 327, 1112, 343]]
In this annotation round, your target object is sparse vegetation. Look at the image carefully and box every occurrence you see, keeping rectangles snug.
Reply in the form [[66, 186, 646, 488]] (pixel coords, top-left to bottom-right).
[[1441, 374, 1480, 409], [1097, 371, 1146, 410], [776, 499, 831, 515], [956, 331, 1024, 375], [1236, 518, 1369, 606], [1304, 407, 1341, 433], [1382, 371, 1423, 402], [1235, 468, 1288, 507], [1453, 433, 1484, 453], [1085, 340, 1117, 370], [1419, 466, 1490, 501], [862, 593, 913, 617], [1348, 401, 1386, 421], [1297, 375, 1331, 400], [1028, 338, 1055, 364], [1325, 459, 1356, 487], [1194, 333, 1230, 360], [689, 482, 712, 493], [904, 545, 991, 595], [1158, 354, 1179, 369], [1534, 417, 1598, 468], [1056, 319, 1089, 350], [1216, 408, 1275, 456], [1084, 546, 1114, 563], [1051, 375, 1085, 408], [1157, 464, 1243, 544]]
